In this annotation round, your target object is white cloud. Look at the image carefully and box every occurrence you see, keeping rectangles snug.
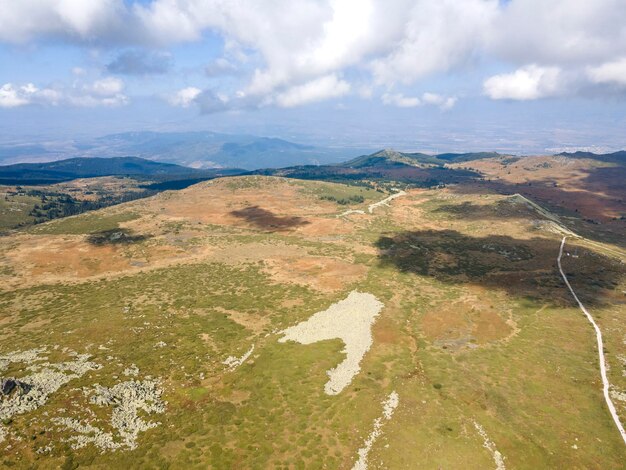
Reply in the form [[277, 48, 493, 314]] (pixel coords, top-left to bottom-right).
[[489, 0, 626, 66], [167, 87, 202, 107], [382, 92, 456, 110], [0, 84, 33, 108], [0, 78, 128, 108], [2, 0, 626, 106], [483, 65, 563, 100], [0, 0, 125, 43], [275, 75, 350, 107], [89, 77, 125, 96], [205, 58, 238, 77], [107, 50, 172, 75], [421, 92, 457, 110], [382, 93, 421, 108], [195, 90, 231, 113], [0, 1, 498, 97], [587, 58, 626, 87], [371, 0, 499, 85]]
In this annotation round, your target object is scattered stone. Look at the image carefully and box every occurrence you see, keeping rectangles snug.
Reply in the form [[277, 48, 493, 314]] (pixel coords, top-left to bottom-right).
[[473, 420, 506, 470], [122, 364, 139, 377], [0, 349, 100, 443], [352, 391, 399, 470], [54, 379, 165, 451], [223, 345, 255, 370], [610, 389, 626, 403], [0, 348, 47, 372], [36, 444, 53, 454]]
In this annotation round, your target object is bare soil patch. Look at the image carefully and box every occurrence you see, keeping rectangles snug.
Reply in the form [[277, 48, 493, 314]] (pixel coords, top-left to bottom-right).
[[263, 256, 367, 292]]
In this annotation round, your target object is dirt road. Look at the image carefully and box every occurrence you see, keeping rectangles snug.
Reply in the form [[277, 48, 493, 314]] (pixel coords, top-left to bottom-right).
[[557, 236, 626, 445]]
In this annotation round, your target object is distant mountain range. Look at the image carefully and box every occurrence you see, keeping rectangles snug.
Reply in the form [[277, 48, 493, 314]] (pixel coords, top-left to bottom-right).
[[3, 131, 623, 172], [0, 156, 243, 185], [0, 131, 370, 170], [2, 146, 624, 187]]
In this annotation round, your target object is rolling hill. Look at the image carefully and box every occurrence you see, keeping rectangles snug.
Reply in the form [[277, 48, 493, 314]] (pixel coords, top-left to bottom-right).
[[0, 156, 243, 185], [0, 172, 624, 468], [252, 148, 484, 186]]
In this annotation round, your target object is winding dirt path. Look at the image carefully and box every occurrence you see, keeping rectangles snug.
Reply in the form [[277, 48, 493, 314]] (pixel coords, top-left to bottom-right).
[[368, 190, 406, 213], [557, 236, 626, 445]]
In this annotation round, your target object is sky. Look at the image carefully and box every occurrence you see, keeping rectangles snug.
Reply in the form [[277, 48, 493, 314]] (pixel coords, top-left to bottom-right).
[[0, 0, 625, 153]]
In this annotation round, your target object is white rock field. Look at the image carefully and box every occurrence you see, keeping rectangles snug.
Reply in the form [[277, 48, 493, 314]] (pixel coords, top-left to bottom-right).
[[279, 291, 383, 395]]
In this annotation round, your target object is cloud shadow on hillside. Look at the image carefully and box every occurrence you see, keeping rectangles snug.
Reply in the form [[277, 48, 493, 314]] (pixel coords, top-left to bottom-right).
[[86, 228, 151, 246], [446, 165, 626, 249], [230, 206, 310, 231], [432, 199, 535, 220], [375, 229, 622, 307]]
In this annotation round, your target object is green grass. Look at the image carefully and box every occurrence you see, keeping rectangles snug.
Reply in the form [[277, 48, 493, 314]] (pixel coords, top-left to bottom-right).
[[296, 180, 382, 206], [0, 192, 40, 230], [1, 177, 625, 469], [29, 211, 139, 235]]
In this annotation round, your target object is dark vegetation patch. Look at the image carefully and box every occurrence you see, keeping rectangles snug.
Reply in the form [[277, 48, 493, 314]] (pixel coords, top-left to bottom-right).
[[449, 162, 626, 248], [375, 230, 622, 306], [0, 156, 199, 184], [320, 194, 364, 205], [230, 206, 310, 231], [556, 150, 626, 164], [252, 162, 480, 188], [30, 212, 139, 235], [140, 177, 218, 191], [431, 199, 540, 220], [26, 188, 151, 224], [86, 228, 150, 246], [500, 157, 522, 165]]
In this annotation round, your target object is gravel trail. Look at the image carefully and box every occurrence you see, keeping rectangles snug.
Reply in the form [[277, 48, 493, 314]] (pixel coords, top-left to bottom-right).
[[558, 236, 626, 445], [368, 190, 406, 213]]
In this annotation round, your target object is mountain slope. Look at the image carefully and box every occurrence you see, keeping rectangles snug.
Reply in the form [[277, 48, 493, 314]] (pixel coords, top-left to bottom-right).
[[0, 156, 242, 184], [344, 149, 504, 168], [555, 150, 626, 164], [1, 175, 624, 468], [253, 149, 482, 186]]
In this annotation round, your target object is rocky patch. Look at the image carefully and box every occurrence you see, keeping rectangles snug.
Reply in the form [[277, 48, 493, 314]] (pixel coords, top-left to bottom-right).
[[0, 348, 100, 443], [54, 377, 165, 451]]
